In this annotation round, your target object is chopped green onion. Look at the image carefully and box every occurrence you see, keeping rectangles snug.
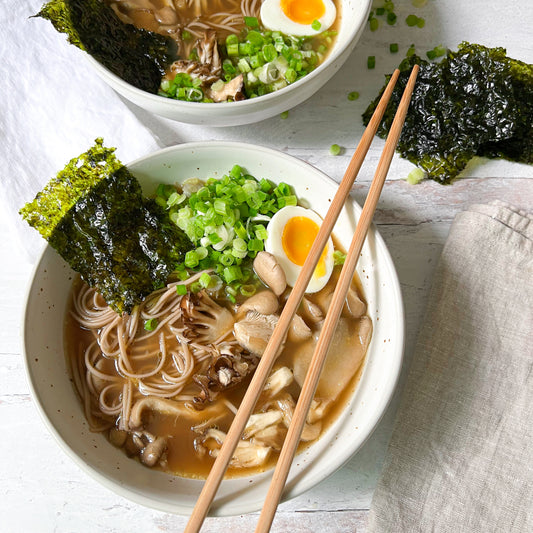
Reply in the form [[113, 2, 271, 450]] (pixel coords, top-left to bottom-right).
[[367, 55, 376, 69], [406, 168, 426, 185], [184, 250, 199, 268], [284, 68, 297, 83], [330, 144, 341, 156], [244, 16, 259, 28], [369, 18, 379, 32], [199, 272, 212, 288], [411, 0, 427, 7], [406, 14, 419, 26], [226, 43, 239, 56], [176, 284, 188, 296], [190, 281, 202, 293], [386, 12, 397, 25], [240, 284, 257, 297], [223, 266, 243, 283], [333, 250, 346, 266], [416, 17, 425, 28], [390, 43, 399, 54], [311, 19, 321, 31], [376, 7, 385, 16], [247, 238, 264, 252], [347, 91, 359, 101], [144, 318, 158, 331], [182, 30, 192, 41]]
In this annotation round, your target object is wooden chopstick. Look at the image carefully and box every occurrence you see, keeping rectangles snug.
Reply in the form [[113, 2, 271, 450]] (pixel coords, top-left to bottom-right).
[[255, 64, 420, 533], [184, 68, 402, 533]]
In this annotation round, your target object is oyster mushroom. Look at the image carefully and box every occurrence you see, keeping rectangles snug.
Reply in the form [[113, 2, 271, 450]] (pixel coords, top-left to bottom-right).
[[200, 428, 271, 468], [314, 284, 366, 318], [193, 343, 259, 404], [243, 411, 284, 439], [262, 366, 294, 398], [292, 316, 372, 401], [253, 252, 287, 296], [129, 396, 226, 429], [181, 290, 234, 343], [234, 310, 279, 356], [300, 297, 324, 324], [275, 393, 322, 442], [288, 314, 312, 342], [237, 290, 279, 319]]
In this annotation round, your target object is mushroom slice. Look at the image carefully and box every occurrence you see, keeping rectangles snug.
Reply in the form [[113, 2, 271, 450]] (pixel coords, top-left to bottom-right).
[[292, 316, 372, 401], [253, 252, 287, 296], [129, 396, 226, 429], [314, 284, 366, 318], [208, 74, 245, 103], [234, 311, 279, 356], [288, 314, 312, 342], [141, 436, 168, 467], [262, 366, 294, 398], [181, 291, 234, 344], [300, 297, 324, 324], [201, 428, 271, 468], [243, 411, 284, 439], [237, 290, 279, 319], [251, 425, 287, 450], [307, 398, 332, 424], [275, 393, 322, 442]]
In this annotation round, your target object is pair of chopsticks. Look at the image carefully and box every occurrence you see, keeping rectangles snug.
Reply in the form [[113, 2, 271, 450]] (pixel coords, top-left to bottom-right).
[[185, 64, 419, 533]]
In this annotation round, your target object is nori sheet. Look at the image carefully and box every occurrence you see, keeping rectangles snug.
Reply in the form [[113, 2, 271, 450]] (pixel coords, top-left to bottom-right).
[[35, 0, 176, 94], [362, 42, 533, 184], [20, 139, 192, 314]]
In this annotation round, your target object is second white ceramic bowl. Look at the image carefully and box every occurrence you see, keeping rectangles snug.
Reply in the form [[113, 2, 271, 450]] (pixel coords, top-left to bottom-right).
[[89, 0, 371, 125]]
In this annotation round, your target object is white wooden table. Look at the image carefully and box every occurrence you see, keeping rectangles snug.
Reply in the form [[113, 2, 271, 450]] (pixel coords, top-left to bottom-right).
[[1, 1, 532, 531]]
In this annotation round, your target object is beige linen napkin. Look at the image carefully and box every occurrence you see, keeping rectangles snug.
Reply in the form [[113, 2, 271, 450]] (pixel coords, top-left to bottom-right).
[[368, 201, 533, 533]]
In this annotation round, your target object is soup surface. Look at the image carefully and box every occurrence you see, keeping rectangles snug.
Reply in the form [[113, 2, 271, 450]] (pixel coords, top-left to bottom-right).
[[105, 0, 341, 102], [65, 264, 372, 478]]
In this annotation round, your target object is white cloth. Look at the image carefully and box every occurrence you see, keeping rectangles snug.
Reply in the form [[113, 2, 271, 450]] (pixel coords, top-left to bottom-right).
[[368, 202, 533, 533]]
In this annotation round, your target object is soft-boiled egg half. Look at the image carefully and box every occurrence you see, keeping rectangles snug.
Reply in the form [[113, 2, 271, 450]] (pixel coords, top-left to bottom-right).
[[260, 0, 337, 37], [265, 205, 334, 293]]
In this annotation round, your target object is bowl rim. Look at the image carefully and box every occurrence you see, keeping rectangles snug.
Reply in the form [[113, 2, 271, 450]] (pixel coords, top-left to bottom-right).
[[87, 0, 373, 110], [22, 140, 404, 515]]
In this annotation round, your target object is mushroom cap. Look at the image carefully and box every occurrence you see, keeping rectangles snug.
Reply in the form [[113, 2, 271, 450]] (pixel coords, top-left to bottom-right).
[[253, 252, 287, 296]]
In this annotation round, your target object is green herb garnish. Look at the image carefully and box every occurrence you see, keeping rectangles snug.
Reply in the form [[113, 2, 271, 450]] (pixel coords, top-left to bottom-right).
[[144, 318, 158, 331], [330, 144, 342, 156]]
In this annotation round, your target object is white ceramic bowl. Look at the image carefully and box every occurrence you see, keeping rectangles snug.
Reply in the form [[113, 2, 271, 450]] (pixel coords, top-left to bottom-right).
[[89, 0, 371, 126], [23, 141, 404, 516]]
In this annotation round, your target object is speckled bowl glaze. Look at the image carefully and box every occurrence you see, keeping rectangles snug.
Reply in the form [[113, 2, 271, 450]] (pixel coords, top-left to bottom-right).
[[23, 142, 404, 516]]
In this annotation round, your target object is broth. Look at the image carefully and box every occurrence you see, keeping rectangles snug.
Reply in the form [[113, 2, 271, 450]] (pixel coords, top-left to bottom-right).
[[105, 0, 342, 101], [64, 264, 372, 478]]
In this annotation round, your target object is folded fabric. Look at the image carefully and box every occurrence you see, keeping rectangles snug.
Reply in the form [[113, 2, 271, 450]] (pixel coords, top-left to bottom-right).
[[367, 201, 533, 533]]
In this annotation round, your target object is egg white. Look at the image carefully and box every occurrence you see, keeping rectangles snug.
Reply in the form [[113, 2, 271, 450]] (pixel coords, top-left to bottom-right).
[[260, 0, 337, 37], [265, 205, 334, 293]]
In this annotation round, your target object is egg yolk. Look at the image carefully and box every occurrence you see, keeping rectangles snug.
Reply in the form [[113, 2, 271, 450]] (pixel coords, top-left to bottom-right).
[[280, 0, 326, 25], [282, 216, 328, 277]]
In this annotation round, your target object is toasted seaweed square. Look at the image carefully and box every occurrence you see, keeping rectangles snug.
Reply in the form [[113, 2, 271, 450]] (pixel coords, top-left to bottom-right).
[[20, 139, 192, 314], [363, 42, 533, 184]]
